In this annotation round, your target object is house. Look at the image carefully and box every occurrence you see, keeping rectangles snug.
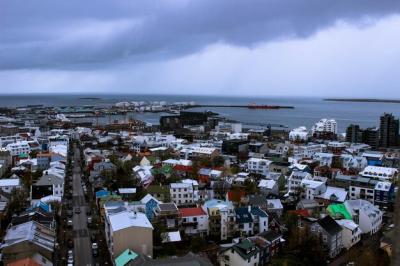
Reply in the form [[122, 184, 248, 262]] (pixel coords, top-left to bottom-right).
[[310, 216, 343, 258], [374, 181, 395, 211], [287, 170, 313, 194], [218, 239, 260, 266], [315, 186, 348, 204], [132, 165, 154, 187], [140, 194, 161, 220], [153, 203, 181, 230], [344, 199, 382, 235], [105, 210, 153, 258], [246, 158, 272, 176], [300, 179, 326, 200], [1, 221, 55, 265], [266, 199, 283, 217], [248, 236, 271, 265], [170, 182, 196, 206], [31, 173, 63, 204], [0, 178, 22, 193], [192, 147, 219, 159], [296, 199, 321, 215], [256, 231, 284, 258], [258, 179, 278, 195], [202, 199, 235, 240], [234, 206, 268, 236], [336, 219, 362, 250], [179, 207, 209, 236]]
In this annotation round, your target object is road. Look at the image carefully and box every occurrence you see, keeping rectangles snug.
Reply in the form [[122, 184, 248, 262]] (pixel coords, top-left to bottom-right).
[[72, 144, 92, 266]]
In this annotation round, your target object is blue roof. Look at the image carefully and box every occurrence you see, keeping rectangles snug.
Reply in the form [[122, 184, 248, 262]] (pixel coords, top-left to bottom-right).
[[235, 207, 253, 223], [27, 201, 51, 213], [96, 190, 110, 198], [251, 206, 268, 218]]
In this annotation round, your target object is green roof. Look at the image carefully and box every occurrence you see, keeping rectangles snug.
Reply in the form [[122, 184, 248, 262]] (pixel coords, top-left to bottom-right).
[[327, 204, 352, 220], [115, 249, 138, 266]]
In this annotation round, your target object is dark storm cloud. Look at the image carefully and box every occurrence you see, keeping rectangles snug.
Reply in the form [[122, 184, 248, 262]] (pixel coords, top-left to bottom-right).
[[0, 0, 399, 70]]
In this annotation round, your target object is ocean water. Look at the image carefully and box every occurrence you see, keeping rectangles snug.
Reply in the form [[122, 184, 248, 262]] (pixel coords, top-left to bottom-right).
[[0, 94, 399, 133]]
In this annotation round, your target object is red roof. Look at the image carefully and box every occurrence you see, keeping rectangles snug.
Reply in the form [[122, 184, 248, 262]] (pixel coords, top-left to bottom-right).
[[174, 165, 193, 172], [8, 258, 41, 266], [287, 209, 310, 217], [227, 190, 245, 202], [179, 207, 206, 217]]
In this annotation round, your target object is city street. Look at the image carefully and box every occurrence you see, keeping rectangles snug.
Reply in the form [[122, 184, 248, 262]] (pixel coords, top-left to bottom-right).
[[72, 144, 92, 266]]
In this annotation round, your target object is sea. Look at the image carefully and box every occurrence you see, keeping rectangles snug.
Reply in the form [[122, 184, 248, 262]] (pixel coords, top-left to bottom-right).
[[0, 94, 399, 133]]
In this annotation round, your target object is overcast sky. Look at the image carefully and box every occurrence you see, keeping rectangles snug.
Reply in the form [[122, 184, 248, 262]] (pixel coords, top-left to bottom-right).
[[1, 0, 400, 97]]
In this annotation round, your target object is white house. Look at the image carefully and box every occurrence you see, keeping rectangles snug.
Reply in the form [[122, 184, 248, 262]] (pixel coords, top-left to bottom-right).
[[0, 178, 22, 193], [246, 158, 272, 176], [179, 207, 209, 236], [300, 179, 326, 200], [218, 239, 260, 266], [345, 199, 382, 235], [336, 219, 362, 250], [170, 182, 195, 206], [287, 171, 313, 194]]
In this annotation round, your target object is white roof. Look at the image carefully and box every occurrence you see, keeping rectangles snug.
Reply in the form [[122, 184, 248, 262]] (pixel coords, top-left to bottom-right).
[[170, 182, 192, 189], [118, 188, 137, 194], [317, 186, 347, 202], [267, 199, 283, 209], [0, 178, 20, 187], [49, 144, 68, 157], [193, 147, 216, 154], [301, 179, 325, 189], [258, 179, 276, 189], [108, 211, 153, 232], [182, 179, 199, 186], [336, 219, 359, 231], [360, 166, 398, 178], [162, 231, 181, 243]]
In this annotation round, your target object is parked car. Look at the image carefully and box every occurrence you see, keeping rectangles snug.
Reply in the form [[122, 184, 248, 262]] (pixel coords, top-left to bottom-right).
[[74, 207, 81, 214], [92, 243, 98, 257]]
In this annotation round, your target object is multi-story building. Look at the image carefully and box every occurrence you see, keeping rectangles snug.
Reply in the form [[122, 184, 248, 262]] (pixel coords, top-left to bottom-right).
[[345, 199, 382, 235], [6, 141, 31, 156], [310, 216, 343, 258], [170, 182, 195, 206], [336, 219, 362, 250], [374, 181, 396, 211], [287, 170, 313, 194], [311, 118, 337, 134], [359, 165, 398, 181], [203, 199, 235, 241], [105, 210, 153, 258], [346, 124, 362, 143], [246, 157, 272, 176], [179, 207, 209, 236], [218, 239, 260, 266], [234, 206, 268, 236], [379, 113, 399, 148]]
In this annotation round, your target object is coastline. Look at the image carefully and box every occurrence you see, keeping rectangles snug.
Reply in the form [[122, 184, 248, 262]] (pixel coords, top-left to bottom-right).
[[324, 98, 400, 103]]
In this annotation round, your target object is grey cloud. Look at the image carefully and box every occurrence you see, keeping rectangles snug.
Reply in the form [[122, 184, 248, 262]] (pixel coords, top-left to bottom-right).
[[0, 0, 399, 70]]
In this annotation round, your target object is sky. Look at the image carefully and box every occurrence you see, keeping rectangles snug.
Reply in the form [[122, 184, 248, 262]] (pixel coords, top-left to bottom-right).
[[1, 0, 400, 97]]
